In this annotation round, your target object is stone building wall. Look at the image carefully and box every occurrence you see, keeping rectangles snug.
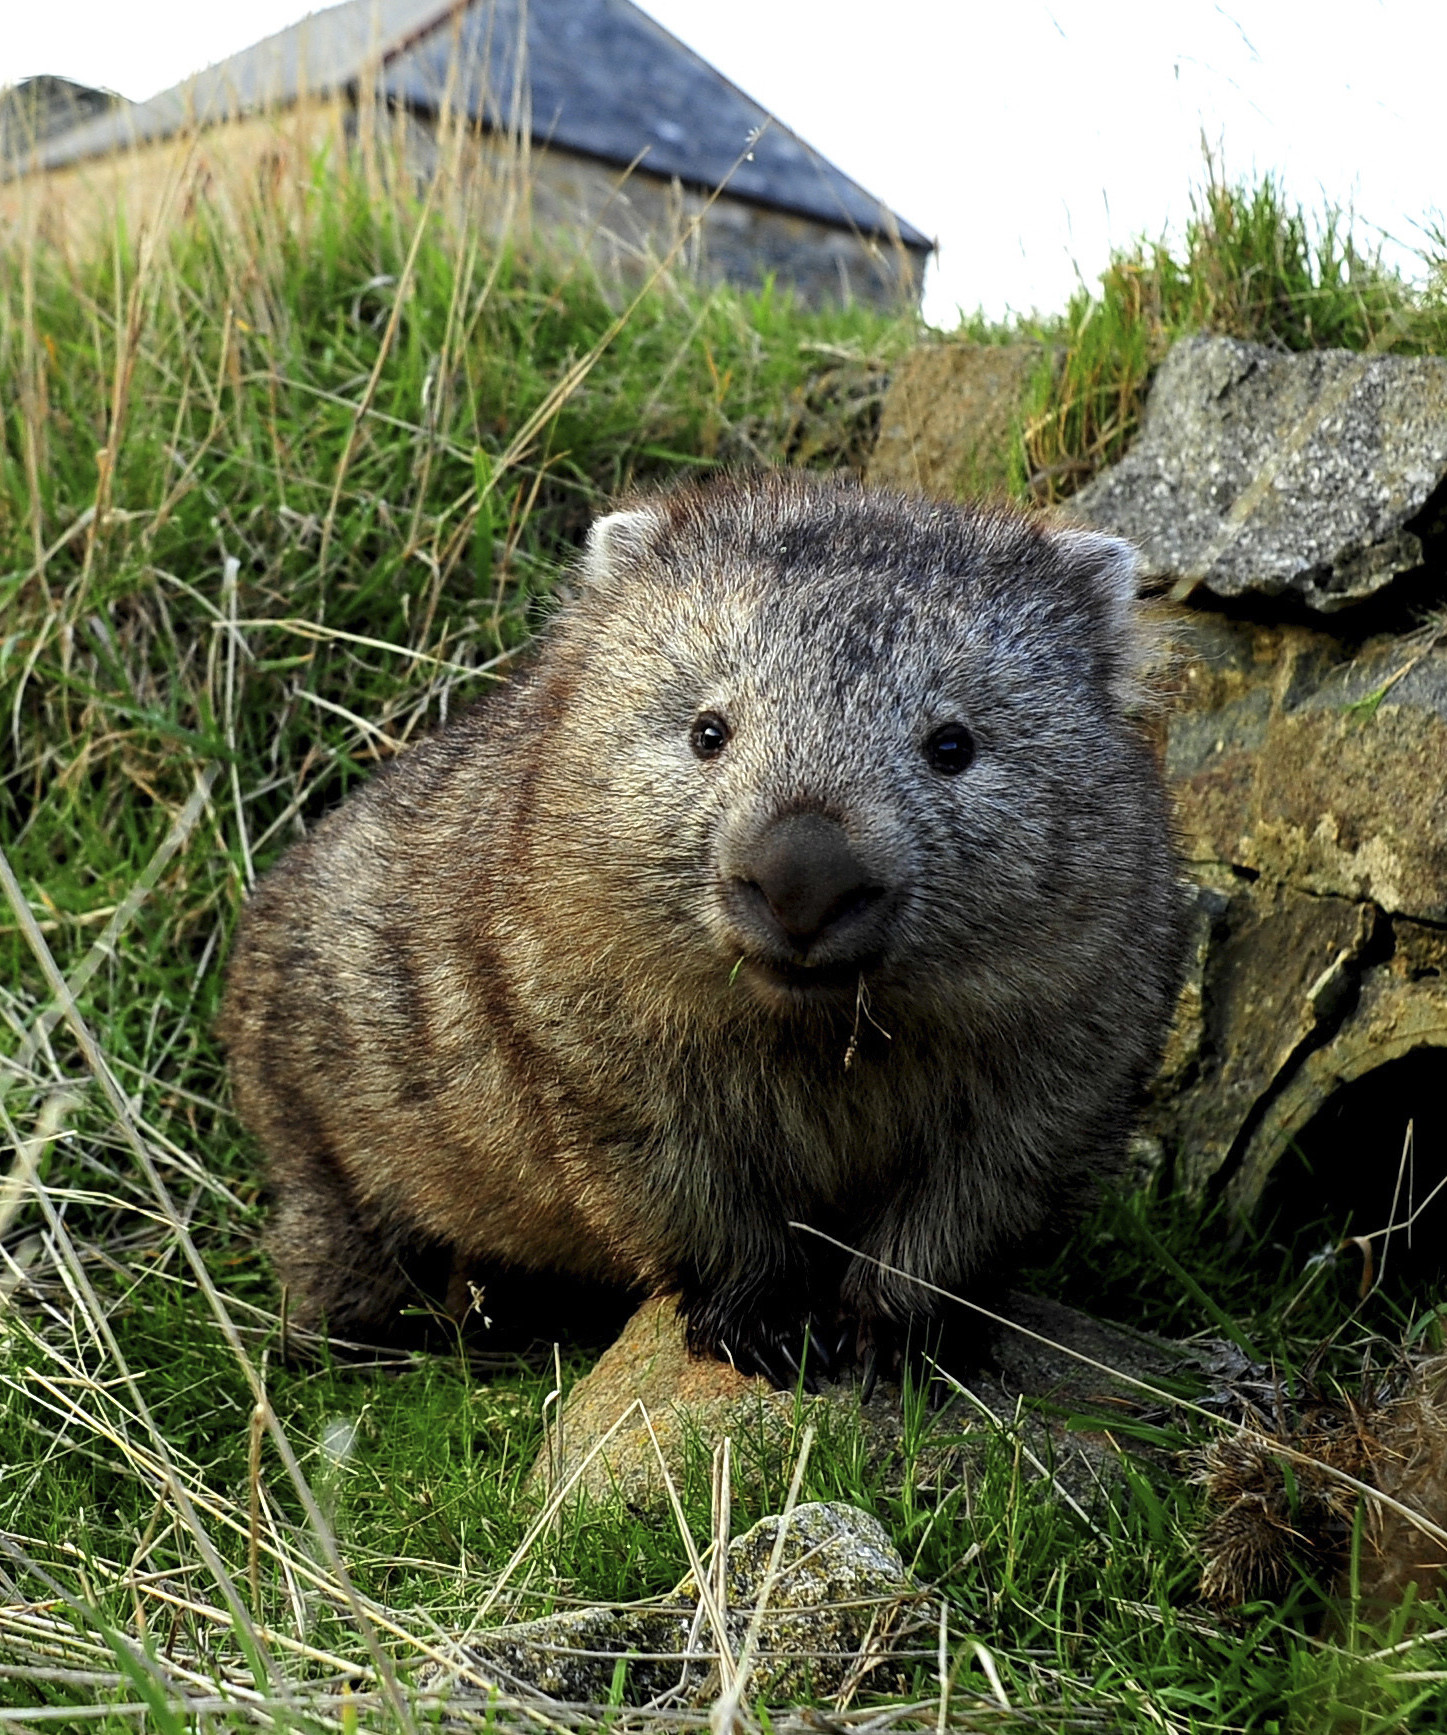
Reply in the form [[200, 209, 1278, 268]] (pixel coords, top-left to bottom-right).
[[0, 100, 923, 309]]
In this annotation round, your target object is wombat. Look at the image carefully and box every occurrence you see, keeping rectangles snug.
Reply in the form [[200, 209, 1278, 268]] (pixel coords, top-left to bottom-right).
[[220, 472, 1186, 1384]]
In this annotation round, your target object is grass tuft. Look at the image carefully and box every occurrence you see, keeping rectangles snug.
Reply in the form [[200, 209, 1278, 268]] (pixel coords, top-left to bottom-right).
[[999, 158, 1447, 503]]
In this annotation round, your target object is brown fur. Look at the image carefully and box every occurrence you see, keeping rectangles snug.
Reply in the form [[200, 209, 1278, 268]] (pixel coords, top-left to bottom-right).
[[220, 473, 1187, 1378]]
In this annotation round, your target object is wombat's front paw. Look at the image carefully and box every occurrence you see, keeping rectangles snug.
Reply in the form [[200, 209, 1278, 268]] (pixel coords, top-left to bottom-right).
[[682, 1293, 855, 1392], [854, 1311, 993, 1404]]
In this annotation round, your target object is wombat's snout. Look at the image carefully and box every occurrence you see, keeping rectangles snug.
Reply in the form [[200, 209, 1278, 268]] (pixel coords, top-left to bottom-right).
[[727, 811, 887, 961]]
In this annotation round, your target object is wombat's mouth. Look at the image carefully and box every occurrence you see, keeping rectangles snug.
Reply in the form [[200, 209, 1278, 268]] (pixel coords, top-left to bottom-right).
[[739, 955, 874, 1008]]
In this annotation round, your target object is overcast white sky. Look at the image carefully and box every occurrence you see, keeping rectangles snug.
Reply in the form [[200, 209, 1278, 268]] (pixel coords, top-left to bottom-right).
[[4, 1, 1444, 326]]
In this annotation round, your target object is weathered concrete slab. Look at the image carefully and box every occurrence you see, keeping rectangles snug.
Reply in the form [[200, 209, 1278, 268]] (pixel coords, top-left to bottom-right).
[[1165, 613, 1447, 923], [867, 342, 1042, 499], [1072, 337, 1447, 611]]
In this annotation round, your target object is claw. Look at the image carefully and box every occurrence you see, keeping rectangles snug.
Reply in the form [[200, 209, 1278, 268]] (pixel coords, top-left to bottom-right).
[[783, 1329, 829, 1395], [774, 1333, 803, 1382], [805, 1317, 833, 1378], [859, 1342, 879, 1403]]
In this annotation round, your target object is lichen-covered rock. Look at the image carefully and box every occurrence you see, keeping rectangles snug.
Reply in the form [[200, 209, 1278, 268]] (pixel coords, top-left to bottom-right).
[[1071, 337, 1447, 611], [1146, 610, 1447, 1203], [867, 342, 1043, 499], [679, 1502, 921, 1702], [1165, 613, 1447, 923], [419, 1501, 925, 1709]]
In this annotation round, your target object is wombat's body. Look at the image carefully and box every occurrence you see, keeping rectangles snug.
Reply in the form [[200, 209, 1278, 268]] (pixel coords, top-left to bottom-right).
[[221, 474, 1185, 1378]]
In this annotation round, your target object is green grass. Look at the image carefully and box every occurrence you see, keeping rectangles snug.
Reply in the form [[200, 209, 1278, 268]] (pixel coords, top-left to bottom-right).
[[3, 129, 1446, 1730], [972, 160, 1447, 505]]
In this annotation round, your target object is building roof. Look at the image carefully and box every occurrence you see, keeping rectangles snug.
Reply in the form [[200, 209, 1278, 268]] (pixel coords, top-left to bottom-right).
[[17, 0, 930, 249], [0, 76, 123, 160]]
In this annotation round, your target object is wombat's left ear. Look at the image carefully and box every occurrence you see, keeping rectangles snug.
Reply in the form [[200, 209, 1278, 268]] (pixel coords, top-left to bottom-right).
[[582, 507, 665, 590], [1053, 528, 1154, 710]]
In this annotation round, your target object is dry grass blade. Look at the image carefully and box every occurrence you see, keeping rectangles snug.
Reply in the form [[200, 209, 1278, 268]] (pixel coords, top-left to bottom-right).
[[317, 175, 441, 577], [0, 840, 418, 1733], [0, 763, 218, 1108], [709, 1425, 814, 1734]]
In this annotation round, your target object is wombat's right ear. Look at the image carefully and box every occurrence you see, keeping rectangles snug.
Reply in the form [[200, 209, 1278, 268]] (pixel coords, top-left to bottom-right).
[[582, 507, 666, 590]]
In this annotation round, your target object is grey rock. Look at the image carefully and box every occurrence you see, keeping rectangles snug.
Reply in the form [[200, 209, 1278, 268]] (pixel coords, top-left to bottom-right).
[[419, 1500, 926, 1709], [1071, 336, 1447, 611]]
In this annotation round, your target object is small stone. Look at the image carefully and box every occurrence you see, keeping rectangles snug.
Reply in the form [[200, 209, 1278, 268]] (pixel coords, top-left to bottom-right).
[[418, 1501, 926, 1708]]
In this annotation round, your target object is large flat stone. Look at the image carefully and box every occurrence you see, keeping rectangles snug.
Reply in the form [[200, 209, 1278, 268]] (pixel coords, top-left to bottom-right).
[[1072, 336, 1447, 611], [527, 1294, 1195, 1516]]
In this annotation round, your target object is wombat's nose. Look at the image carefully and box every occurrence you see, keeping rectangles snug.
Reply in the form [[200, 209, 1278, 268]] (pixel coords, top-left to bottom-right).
[[742, 812, 881, 950]]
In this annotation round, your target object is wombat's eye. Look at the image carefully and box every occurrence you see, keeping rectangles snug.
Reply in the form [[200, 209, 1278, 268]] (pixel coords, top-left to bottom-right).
[[690, 712, 730, 759], [925, 723, 974, 774]]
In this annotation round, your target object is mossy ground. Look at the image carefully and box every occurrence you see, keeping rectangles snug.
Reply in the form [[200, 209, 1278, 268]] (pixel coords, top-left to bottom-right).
[[3, 133, 1446, 1730]]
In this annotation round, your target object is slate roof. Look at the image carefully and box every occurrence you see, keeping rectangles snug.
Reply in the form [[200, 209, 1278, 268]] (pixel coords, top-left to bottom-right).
[[17, 0, 930, 248], [0, 76, 123, 158]]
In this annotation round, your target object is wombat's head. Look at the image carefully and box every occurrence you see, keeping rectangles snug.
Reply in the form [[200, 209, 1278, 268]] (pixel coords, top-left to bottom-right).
[[537, 474, 1165, 1023]]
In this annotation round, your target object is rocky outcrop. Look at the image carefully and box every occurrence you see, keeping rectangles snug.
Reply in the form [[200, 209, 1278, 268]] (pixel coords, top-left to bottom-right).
[[1149, 609, 1447, 1201], [1071, 337, 1447, 612]]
